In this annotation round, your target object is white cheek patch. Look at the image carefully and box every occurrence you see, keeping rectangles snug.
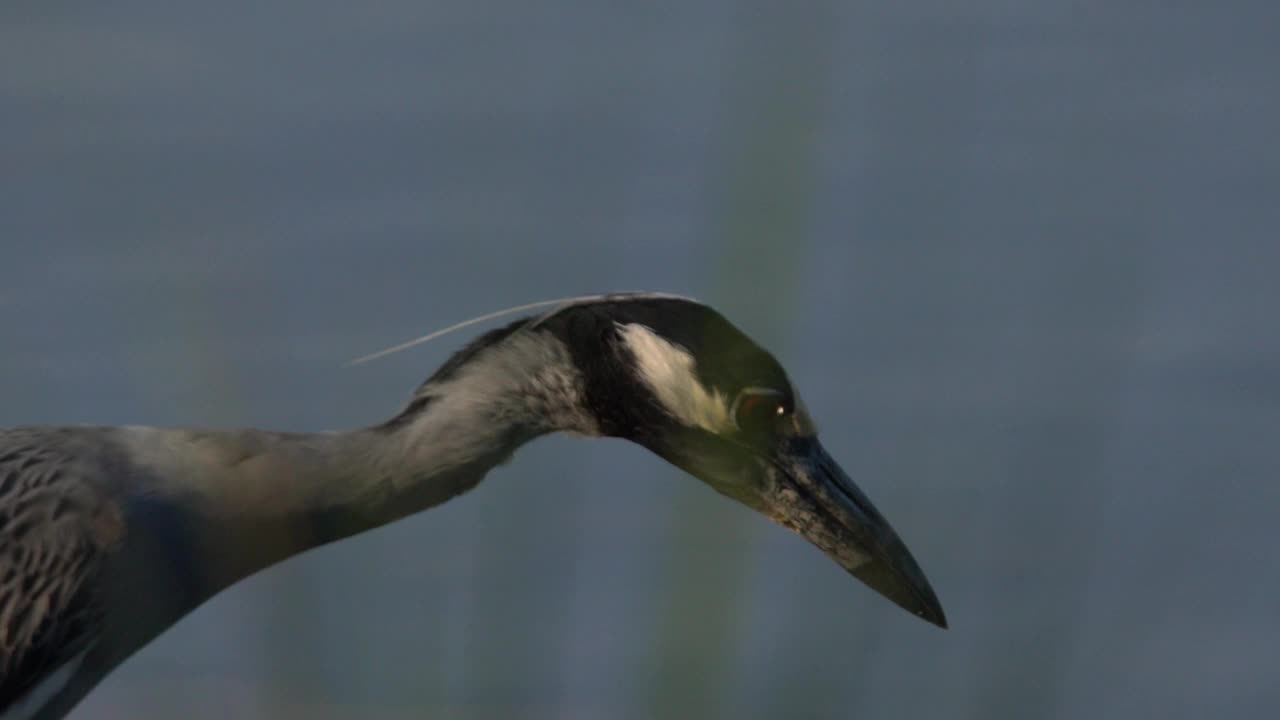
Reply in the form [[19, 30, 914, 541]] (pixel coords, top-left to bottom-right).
[[615, 322, 732, 433]]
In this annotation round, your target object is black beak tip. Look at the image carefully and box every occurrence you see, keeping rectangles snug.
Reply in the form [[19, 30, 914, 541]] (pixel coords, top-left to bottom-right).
[[895, 579, 947, 629], [918, 596, 949, 629], [910, 576, 948, 629], [851, 557, 948, 629]]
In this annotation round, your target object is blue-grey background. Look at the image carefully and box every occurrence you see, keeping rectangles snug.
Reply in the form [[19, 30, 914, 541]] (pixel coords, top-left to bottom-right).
[[2, 2, 1277, 718]]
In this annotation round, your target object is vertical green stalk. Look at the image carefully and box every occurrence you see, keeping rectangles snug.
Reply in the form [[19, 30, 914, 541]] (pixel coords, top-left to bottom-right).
[[640, 2, 838, 715]]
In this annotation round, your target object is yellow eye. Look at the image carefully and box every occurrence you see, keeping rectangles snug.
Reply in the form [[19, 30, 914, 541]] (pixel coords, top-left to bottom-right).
[[731, 388, 789, 436]]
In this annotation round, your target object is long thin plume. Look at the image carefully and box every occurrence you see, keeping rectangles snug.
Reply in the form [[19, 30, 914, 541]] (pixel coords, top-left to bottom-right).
[[348, 292, 695, 366]]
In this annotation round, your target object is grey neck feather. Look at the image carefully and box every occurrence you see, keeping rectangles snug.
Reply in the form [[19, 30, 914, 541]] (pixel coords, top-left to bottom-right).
[[115, 331, 597, 600]]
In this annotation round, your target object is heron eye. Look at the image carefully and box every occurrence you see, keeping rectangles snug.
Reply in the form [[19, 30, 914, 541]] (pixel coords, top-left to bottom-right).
[[731, 388, 789, 436]]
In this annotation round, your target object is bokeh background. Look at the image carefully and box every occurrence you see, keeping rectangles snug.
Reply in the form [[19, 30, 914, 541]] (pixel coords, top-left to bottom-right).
[[3, 2, 1278, 718]]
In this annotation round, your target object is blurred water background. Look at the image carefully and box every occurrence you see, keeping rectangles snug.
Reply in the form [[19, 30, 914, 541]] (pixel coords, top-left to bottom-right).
[[2, 2, 1278, 718]]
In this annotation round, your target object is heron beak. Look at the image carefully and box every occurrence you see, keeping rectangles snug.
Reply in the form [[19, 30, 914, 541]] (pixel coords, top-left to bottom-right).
[[771, 438, 947, 628]]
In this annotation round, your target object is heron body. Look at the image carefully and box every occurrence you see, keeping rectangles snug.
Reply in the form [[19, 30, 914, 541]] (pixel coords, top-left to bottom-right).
[[0, 294, 946, 719]]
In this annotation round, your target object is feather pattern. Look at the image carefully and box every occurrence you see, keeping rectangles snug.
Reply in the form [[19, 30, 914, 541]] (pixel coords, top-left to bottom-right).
[[0, 430, 122, 713]]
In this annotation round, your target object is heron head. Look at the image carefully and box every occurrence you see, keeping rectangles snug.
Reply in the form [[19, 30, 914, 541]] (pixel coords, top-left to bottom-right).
[[535, 295, 947, 628]]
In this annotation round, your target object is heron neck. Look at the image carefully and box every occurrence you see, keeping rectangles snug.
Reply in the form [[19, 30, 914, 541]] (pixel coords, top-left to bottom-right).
[[90, 404, 535, 684], [113, 406, 536, 606], [118, 332, 594, 598], [341, 396, 544, 531]]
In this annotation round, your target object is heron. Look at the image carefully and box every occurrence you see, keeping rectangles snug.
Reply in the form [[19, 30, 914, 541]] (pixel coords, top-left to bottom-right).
[[0, 293, 945, 719]]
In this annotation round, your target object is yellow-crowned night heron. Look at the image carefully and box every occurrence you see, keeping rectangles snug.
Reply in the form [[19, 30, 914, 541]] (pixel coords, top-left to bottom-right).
[[0, 293, 945, 719]]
